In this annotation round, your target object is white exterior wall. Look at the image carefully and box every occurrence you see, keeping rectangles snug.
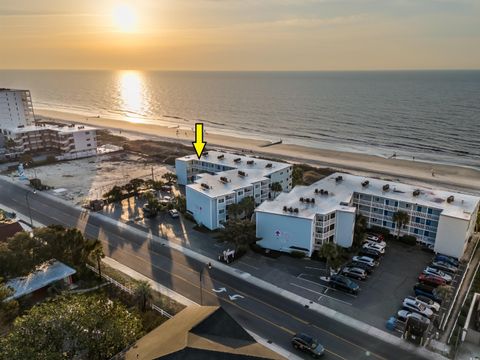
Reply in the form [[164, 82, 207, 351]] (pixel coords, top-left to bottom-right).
[[434, 214, 470, 259], [71, 130, 96, 153], [175, 159, 189, 185], [0, 90, 35, 130], [256, 211, 314, 256], [335, 209, 356, 248], [268, 168, 293, 193], [186, 186, 215, 229]]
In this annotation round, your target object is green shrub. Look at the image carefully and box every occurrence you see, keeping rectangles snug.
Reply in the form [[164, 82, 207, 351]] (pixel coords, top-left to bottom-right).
[[290, 250, 306, 259]]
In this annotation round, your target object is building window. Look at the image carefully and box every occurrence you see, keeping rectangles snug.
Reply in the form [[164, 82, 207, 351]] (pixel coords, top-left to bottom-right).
[[417, 206, 422, 212], [428, 208, 433, 214], [414, 228, 419, 234], [219, 209, 225, 214], [424, 231, 429, 237], [385, 200, 389, 205], [395, 201, 399, 207], [237, 191, 243, 196], [218, 198, 225, 203], [329, 224, 335, 231]]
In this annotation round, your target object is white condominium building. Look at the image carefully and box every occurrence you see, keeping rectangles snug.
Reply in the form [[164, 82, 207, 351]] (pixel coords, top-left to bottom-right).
[[2, 124, 97, 157], [256, 173, 479, 259], [176, 150, 293, 230], [0, 89, 35, 130]]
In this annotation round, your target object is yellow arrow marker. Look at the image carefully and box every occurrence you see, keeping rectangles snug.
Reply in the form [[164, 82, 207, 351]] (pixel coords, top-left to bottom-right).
[[192, 123, 207, 159]]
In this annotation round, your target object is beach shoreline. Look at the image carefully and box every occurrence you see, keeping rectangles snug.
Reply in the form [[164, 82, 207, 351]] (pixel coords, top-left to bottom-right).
[[35, 108, 480, 194]]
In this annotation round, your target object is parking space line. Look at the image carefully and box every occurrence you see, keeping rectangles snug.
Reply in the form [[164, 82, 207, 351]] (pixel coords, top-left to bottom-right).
[[297, 274, 358, 299], [237, 261, 260, 270], [305, 266, 325, 271], [290, 283, 353, 306]]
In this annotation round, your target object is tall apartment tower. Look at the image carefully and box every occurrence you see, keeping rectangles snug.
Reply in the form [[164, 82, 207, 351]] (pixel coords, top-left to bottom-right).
[[0, 89, 35, 130]]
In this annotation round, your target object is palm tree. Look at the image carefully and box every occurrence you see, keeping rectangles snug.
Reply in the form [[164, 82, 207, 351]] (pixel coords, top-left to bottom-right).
[[88, 239, 105, 279], [227, 203, 243, 220], [162, 172, 177, 186], [392, 210, 410, 238], [239, 196, 255, 219], [435, 284, 454, 302], [134, 281, 153, 312], [318, 242, 341, 277], [270, 182, 283, 198]]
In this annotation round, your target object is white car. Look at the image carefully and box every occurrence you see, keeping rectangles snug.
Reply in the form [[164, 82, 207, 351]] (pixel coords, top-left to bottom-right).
[[397, 310, 431, 326], [366, 234, 380, 242], [407, 295, 440, 312], [423, 267, 452, 283], [363, 239, 387, 248], [168, 209, 179, 218], [352, 256, 378, 267], [402, 298, 434, 318], [362, 242, 386, 254], [431, 261, 458, 274]]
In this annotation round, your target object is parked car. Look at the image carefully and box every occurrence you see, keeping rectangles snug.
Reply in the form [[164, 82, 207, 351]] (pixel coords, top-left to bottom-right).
[[418, 273, 447, 287], [413, 283, 443, 304], [397, 310, 431, 326], [362, 242, 386, 253], [431, 261, 458, 274], [341, 266, 367, 281], [346, 261, 374, 274], [423, 267, 452, 283], [366, 234, 381, 242], [406, 295, 440, 312], [434, 254, 459, 268], [168, 209, 180, 218], [352, 256, 378, 268], [368, 232, 385, 240], [359, 248, 382, 260], [421, 243, 435, 253], [363, 239, 387, 248], [329, 274, 360, 294], [402, 297, 434, 318], [291, 333, 325, 358]]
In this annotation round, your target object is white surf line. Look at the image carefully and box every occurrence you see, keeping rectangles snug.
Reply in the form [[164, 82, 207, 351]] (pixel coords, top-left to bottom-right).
[[290, 283, 353, 306], [296, 274, 358, 299]]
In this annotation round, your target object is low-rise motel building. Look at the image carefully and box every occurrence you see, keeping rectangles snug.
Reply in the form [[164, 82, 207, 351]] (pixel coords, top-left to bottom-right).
[[175, 150, 293, 230], [256, 173, 479, 259]]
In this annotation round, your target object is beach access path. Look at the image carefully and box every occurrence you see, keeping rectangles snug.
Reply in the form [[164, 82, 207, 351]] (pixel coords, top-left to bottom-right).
[[0, 175, 446, 360]]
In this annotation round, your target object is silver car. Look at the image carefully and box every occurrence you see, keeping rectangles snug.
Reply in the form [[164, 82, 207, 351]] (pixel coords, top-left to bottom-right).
[[341, 266, 367, 280]]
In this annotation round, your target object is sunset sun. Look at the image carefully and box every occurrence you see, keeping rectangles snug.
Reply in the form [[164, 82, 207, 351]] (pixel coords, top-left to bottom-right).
[[112, 4, 137, 32]]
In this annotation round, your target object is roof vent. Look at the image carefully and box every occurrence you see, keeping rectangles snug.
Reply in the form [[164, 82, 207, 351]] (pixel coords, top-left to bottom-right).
[[314, 189, 319, 194], [238, 170, 247, 177], [311, 198, 315, 204], [413, 189, 421, 197], [220, 176, 228, 183], [293, 208, 299, 213], [265, 163, 273, 168], [300, 197, 304, 202], [233, 158, 241, 163], [288, 207, 294, 213], [201, 183, 210, 190], [217, 154, 225, 160], [283, 206, 288, 212], [324, 190, 329, 195], [383, 184, 390, 191], [247, 160, 254, 165], [305, 198, 311, 203], [335, 176, 343, 183], [447, 195, 455, 203], [362, 180, 369, 187]]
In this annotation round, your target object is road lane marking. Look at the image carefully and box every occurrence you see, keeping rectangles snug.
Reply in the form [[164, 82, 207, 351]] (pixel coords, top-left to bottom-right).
[[14, 192, 385, 360], [237, 261, 260, 270], [297, 274, 358, 299]]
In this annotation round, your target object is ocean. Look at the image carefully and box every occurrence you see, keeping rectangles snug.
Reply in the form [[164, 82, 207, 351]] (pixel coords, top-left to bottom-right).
[[1, 70, 479, 169]]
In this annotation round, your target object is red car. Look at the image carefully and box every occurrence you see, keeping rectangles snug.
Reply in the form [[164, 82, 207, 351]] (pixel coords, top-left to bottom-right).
[[418, 274, 446, 287]]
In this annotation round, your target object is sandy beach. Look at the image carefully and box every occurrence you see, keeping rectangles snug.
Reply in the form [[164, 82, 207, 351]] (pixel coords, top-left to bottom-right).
[[36, 108, 480, 194]]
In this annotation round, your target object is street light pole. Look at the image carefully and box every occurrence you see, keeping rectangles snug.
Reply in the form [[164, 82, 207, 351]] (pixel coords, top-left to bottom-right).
[[25, 190, 36, 228], [199, 262, 212, 305]]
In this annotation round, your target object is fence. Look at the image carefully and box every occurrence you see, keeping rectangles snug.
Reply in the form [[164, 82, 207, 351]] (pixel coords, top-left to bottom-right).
[[86, 263, 172, 319]]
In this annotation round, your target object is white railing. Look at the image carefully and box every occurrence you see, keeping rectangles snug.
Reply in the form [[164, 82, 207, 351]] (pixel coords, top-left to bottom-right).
[[86, 264, 172, 319]]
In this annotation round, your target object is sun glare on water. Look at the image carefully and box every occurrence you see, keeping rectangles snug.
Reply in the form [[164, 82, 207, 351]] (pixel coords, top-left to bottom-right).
[[112, 4, 137, 32]]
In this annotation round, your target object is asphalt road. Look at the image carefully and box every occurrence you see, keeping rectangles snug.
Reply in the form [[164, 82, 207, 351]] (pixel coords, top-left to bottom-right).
[[0, 178, 427, 360]]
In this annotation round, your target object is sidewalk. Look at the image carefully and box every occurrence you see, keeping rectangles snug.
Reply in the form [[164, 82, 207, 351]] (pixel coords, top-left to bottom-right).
[[1, 175, 447, 360]]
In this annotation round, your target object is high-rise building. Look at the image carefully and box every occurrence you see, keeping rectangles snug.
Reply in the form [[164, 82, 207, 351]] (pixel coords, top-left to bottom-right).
[[0, 89, 35, 130]]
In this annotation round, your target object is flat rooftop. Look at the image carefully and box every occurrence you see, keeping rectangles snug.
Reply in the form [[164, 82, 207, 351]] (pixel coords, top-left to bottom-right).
[[257, 173, 480, 220], [188, 169, 269, 198], [6, 124, 96, 134], [178, 150, 291, 172]]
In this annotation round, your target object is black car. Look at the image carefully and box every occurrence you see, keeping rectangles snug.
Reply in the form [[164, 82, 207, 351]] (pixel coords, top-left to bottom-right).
[[329, 274, 360, 294], [347, 261, 374, 274], [359, 248, 382, 260], [291, 333, 325, 358]]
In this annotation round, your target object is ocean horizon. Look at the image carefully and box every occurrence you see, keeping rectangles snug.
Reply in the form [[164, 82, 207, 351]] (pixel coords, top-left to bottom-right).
[[1, 69, 479, 169]]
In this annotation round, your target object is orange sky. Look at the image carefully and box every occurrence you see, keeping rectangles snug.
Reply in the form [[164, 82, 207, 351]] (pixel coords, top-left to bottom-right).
[[1, 0, 479, 70]]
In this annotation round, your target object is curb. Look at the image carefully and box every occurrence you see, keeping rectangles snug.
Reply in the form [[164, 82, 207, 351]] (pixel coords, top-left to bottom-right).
[[0, 175, 448, 360]]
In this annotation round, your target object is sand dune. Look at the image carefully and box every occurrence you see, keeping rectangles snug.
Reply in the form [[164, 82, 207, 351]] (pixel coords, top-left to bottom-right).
[[36, 108, 480, 194]]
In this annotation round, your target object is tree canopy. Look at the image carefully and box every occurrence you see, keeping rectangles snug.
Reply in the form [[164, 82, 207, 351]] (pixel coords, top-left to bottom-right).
[[0, 294, 143, 360], [217, 219, 258, 251], [393, 211, 410, 238]]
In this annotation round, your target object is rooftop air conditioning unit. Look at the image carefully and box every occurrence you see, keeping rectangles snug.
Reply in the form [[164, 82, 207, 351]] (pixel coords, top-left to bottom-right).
[[265, 163, 272, 168], [447, 195, 455, 203], [311, 198, 315, 203], [217, 154, 224, 160], [300, 197, 304, 202], [288, 207, 294, 212], [247, 160, 254, 165], [201, 183, 210, 190], [233, 158, 241, 163], [293, 208, 299, 213], [362, 180, 369, 187], [383, 184, 390, 191], [238, 170, 246, 177], [203, 151, 209, 156], [283, 206, 288, 212], [335, 176, 343, 182], [413, 189, 421, 196], [220, 176, 228, 183]]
